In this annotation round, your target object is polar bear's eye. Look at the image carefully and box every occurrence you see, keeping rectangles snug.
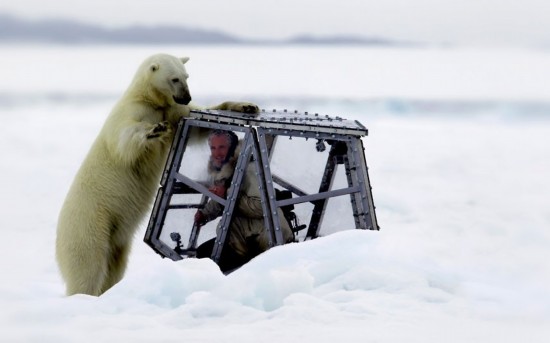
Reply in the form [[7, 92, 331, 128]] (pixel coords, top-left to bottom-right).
[[171, 78, 180, 83]]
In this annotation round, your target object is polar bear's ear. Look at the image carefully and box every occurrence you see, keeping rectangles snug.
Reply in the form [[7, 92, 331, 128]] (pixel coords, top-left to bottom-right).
[[180, 57, 190, 64], [150, 63, 159, 72]]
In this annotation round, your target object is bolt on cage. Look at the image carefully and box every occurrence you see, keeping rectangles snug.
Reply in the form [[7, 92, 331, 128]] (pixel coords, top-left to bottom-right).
[[144, 109, 379, 265]]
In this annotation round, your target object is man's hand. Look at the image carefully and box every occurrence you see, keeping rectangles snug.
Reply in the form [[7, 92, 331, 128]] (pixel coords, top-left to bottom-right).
[[194, 210, 206, 226], [209, 185, 227, 198]]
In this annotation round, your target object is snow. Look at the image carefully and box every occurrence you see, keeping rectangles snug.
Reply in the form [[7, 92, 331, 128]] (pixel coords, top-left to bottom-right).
[[1, 45, 549, 342]]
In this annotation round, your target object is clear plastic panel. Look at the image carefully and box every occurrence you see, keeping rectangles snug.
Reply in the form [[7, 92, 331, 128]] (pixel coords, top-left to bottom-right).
[[269, 136, 355, 239]]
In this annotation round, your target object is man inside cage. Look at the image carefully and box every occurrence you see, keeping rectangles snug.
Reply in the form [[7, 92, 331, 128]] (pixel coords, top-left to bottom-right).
[[194, 129, 294, 271]]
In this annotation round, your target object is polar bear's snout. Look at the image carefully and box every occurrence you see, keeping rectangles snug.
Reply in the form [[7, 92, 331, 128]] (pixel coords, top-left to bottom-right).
[[173, 82, 192, 105], [173, 93, 192, 105]]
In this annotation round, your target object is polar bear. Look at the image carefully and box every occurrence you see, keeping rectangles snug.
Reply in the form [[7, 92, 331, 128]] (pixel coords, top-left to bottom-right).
[[56, 53, 258, 296]]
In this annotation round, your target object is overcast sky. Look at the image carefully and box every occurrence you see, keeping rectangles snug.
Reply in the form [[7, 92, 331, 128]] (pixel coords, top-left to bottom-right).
[[1, 0, 549, 47]]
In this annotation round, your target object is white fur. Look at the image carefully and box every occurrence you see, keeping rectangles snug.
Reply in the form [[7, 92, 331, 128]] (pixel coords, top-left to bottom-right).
[[56, 53, 258, 296]]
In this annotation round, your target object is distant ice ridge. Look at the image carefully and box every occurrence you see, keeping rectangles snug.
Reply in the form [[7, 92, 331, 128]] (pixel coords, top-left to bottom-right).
[[2, 91, 549, 121]]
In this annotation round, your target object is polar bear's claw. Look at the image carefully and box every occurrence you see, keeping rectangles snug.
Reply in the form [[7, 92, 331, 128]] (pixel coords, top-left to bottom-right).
[[146, 121, 169, 139], [242, 104, 259, 114]]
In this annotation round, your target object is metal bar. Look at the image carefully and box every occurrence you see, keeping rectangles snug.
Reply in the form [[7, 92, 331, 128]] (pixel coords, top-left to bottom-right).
[[257, 128, 285, 246], [160, 118, 186, 186], [171, 182, 200, 194], [344, 155, 361, 229], [306, 145, 339, 239], [186, 194, 209, 252], [250, 129, 277, 247], [174, 173, 226, 207], [277, 185, 361, 208], [354, 120, 368, 134], [211, 129, 254, 262], [189, 109, 369, 136], [144, 119, 197, 260], [264, 133, 278, 163], [272, 174, 309, 197], [353, 138, 380, 231], [143, 187, 183, 261], [190, 111, 251, 126], [346, 138, 368, 229], [185, 118, 249, 134], [167, 204, 202, 209], [256, 123, 366, 136], [257, 127, 356, 141]]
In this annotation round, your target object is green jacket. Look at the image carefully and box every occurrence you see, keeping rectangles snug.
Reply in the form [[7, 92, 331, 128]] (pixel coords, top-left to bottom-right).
[[199, 142, 293, 257]]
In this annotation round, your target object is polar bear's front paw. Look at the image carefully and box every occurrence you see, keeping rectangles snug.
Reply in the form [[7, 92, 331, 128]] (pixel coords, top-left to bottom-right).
[[236, 102, 260, 115], [215, 101, 260, 116], [146, 121, 170, 139], [245, 105, 260, 115]]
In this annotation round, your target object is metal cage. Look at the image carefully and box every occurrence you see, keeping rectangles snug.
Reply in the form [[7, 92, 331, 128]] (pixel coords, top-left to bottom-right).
[[144, 109, 379, 266]]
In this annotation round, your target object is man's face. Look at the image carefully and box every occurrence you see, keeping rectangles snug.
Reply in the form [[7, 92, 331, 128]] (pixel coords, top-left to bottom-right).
[[209, 135, 231, 168]]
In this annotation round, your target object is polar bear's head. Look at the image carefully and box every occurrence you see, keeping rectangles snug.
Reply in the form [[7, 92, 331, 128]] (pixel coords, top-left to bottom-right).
[[132, 53, 192, 107]]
